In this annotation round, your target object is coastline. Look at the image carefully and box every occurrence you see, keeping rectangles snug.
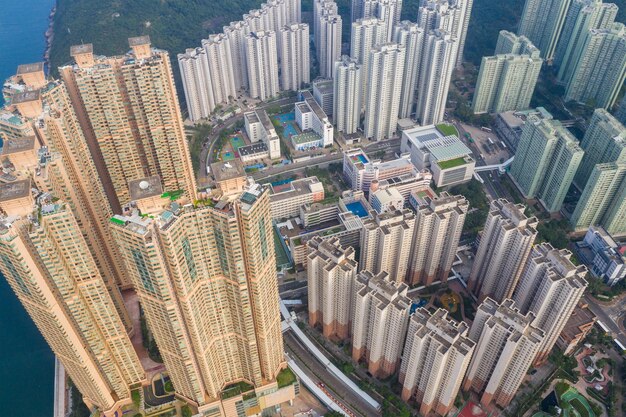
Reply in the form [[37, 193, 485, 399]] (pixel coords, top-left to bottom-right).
[[44, 3, 56, 69]]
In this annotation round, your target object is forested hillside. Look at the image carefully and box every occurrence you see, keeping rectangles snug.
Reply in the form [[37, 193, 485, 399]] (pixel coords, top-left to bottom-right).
[[49, 0, 265, 71], [50, 0, 626, 81]]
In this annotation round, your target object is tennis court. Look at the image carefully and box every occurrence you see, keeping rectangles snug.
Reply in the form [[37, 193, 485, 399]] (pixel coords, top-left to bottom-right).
[[275, 113, 295, 123], [230, 136, 245, 151], [273, 113, 298, 138], [560, 388, 595, 417]]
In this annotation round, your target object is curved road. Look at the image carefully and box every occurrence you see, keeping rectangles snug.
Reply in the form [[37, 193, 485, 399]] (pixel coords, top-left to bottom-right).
[[198, 97, 299, 178]]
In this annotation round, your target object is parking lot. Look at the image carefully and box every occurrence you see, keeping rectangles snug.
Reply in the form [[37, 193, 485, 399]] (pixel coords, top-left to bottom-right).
[[461, 124, 512, 165]]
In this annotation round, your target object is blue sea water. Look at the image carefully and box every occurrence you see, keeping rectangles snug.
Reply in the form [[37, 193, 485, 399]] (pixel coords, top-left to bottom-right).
[[0, 0, 56, 415]]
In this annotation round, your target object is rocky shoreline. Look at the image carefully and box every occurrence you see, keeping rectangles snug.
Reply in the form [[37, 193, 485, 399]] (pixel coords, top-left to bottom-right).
[[44, 3, 56, 68]]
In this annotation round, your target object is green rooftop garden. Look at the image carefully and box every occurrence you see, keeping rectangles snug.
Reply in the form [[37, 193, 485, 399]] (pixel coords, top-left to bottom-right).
[[221, 381, 255, 400], [436, 123, 459, 137], [437, 157, 468, 169], [276, 367, 297, 388], [110, 217, 127, 226], [320, 227, 343, 236], [161, 189, 185, 201]]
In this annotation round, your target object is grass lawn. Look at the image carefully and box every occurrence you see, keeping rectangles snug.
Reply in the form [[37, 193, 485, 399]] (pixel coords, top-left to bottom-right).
[[276, 367, 296, 388], [436, 123, 460, 137], [437, 157, 468, 169]]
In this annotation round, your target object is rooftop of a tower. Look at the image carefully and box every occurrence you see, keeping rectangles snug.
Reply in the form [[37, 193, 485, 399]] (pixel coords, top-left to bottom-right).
[[16, 62, 44, 75], [0, 179, 31, 202], [1, 136, 36, 155]]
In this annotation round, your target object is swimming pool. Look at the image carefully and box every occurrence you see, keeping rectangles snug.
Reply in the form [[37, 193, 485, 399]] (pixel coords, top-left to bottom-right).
[[351, 154, 369, 164], [271, 178, 295, 187], [345, 201, 368, 218]]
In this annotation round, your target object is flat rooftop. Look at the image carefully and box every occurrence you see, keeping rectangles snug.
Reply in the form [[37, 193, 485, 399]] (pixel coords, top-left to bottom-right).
[[129, 176, 163, 200], [300, 90, 328, 121], [1, 136, 36, 155], [270, 177, 321, 202], [129, 35, 151, 46], [257, 109, 274, 132], [17, 62, 44, 75], [292, 131, 321, 145], [403, 125, 472, 161], [70, 44, 93, 56], [313, 79, 333, 94], [0, 179, 31, 202], [244, 111, 260, 124], [11, 89, 41, 104], [211, 159, 246, 182], [239, 142, 268, 156]]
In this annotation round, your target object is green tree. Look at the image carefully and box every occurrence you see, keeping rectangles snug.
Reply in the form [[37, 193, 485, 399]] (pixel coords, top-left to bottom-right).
[[181, 405, 193, 417]]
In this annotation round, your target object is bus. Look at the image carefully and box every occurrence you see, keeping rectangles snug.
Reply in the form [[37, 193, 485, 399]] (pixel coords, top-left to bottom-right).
[[596, 320, 610, 333], [481, 126, 492, 132], [501, 141, 507, 149]]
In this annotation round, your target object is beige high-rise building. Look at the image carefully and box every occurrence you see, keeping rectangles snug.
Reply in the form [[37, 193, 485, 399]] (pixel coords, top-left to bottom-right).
[[351, 271, 411, 378], [111, 182, 287, 414], [307, 236, 358, 340], [399, 309, 475, 416], [0, 194, 145, 417], [469, 199, 538, 302], [408, 191, 468, 286], [360, 207, 416, 283], [513, 243, 588, 364], [463, 298, 544, 408], [60, 37, 197, 208], [6, 68, 133, 291]]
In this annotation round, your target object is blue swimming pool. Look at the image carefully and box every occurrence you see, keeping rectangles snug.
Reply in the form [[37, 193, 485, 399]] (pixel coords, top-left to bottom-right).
[[345, 201, 368, 218], [350, 153, 369, 164], [271, 178, 294, 187]]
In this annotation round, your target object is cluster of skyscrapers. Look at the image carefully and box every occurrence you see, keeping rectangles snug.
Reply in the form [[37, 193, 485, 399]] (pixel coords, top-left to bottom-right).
[[506, 105, 626, 233], [177, 0, 475, 140], [337, 0, 474, 139], [308, 197, 588, 413], [0, 38, 292, 417], [519, 0, 625, 109], [473, 31, 543, 114], [178, 0, 304, 120]]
